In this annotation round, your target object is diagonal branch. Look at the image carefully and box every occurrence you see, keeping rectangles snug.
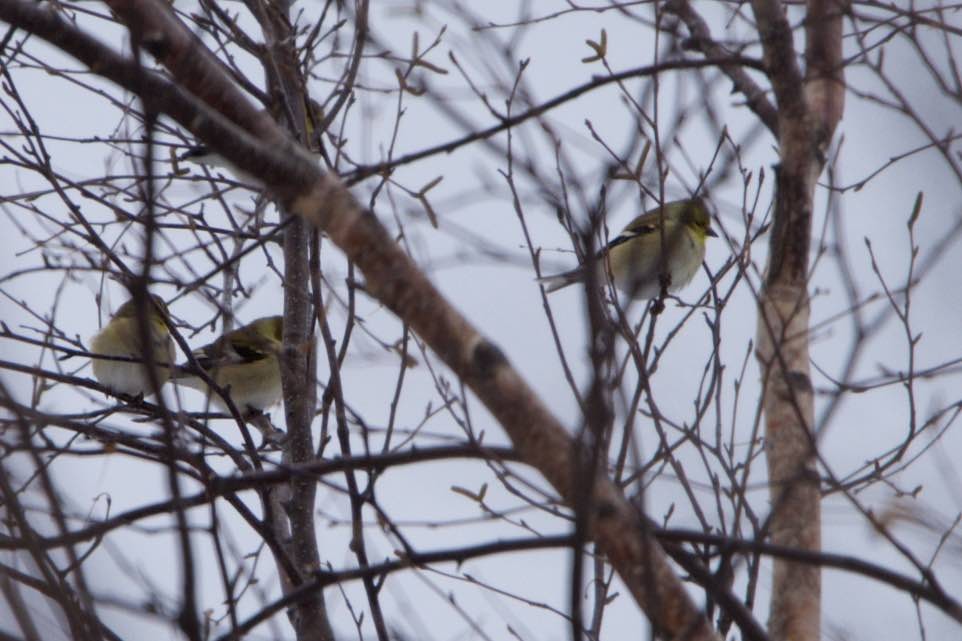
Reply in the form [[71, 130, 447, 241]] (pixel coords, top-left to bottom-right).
[[0, 1, 741, 638], [663, 0, 780, 137]]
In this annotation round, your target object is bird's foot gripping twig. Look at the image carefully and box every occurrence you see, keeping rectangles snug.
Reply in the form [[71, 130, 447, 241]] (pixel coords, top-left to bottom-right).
[[652, 272, 672, 316], [246, 410, 288, 450]]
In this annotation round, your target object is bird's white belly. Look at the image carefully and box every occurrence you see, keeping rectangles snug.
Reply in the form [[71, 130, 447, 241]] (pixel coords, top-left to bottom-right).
[[90, 321, 172, 396], [611, 232, 703, 298], [92, 361, 154, 396], [185, 356, 283, 412]]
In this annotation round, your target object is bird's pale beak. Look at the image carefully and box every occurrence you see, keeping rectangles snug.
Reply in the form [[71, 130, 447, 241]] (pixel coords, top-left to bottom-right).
[[706, 227, 719, 238]]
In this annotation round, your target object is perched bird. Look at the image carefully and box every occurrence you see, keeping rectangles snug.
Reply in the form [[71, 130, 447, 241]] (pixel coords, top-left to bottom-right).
[[172, 316, 284, 414], [539, 197, 718, 299], [90, 295, 176, 397]]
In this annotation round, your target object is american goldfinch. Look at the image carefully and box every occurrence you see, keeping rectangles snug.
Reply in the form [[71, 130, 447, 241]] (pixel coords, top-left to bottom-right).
[[90, 295, 175, 397], [539, 197, 718, 299], [173, 316, 284, 413]]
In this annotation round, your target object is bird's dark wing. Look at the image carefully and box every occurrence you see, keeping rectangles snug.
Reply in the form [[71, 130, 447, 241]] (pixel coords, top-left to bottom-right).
[[233, 342, 268, 363], [602, 223, 656, 253]]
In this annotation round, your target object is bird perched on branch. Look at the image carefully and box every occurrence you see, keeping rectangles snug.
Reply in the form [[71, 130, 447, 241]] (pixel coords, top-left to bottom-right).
[[539, 197, 717, 299], [90, 295, 175, 397], [172, 316, 284, 414]]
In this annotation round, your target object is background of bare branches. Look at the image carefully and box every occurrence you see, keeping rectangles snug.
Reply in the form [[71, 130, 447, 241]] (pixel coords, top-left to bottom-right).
[[1, 1, 961, 641]]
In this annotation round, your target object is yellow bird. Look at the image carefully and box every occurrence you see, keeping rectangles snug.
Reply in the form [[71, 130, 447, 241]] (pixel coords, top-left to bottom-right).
[[90, 296, 175, 397], [539, 198, 717, 299], [172, 316, 284, 413]]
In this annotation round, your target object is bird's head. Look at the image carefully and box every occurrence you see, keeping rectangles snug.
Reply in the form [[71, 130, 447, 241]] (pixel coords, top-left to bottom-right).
[[248, 316, 284, 346], [114, 295, 169, 321], [680, 198, 718, 240]]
